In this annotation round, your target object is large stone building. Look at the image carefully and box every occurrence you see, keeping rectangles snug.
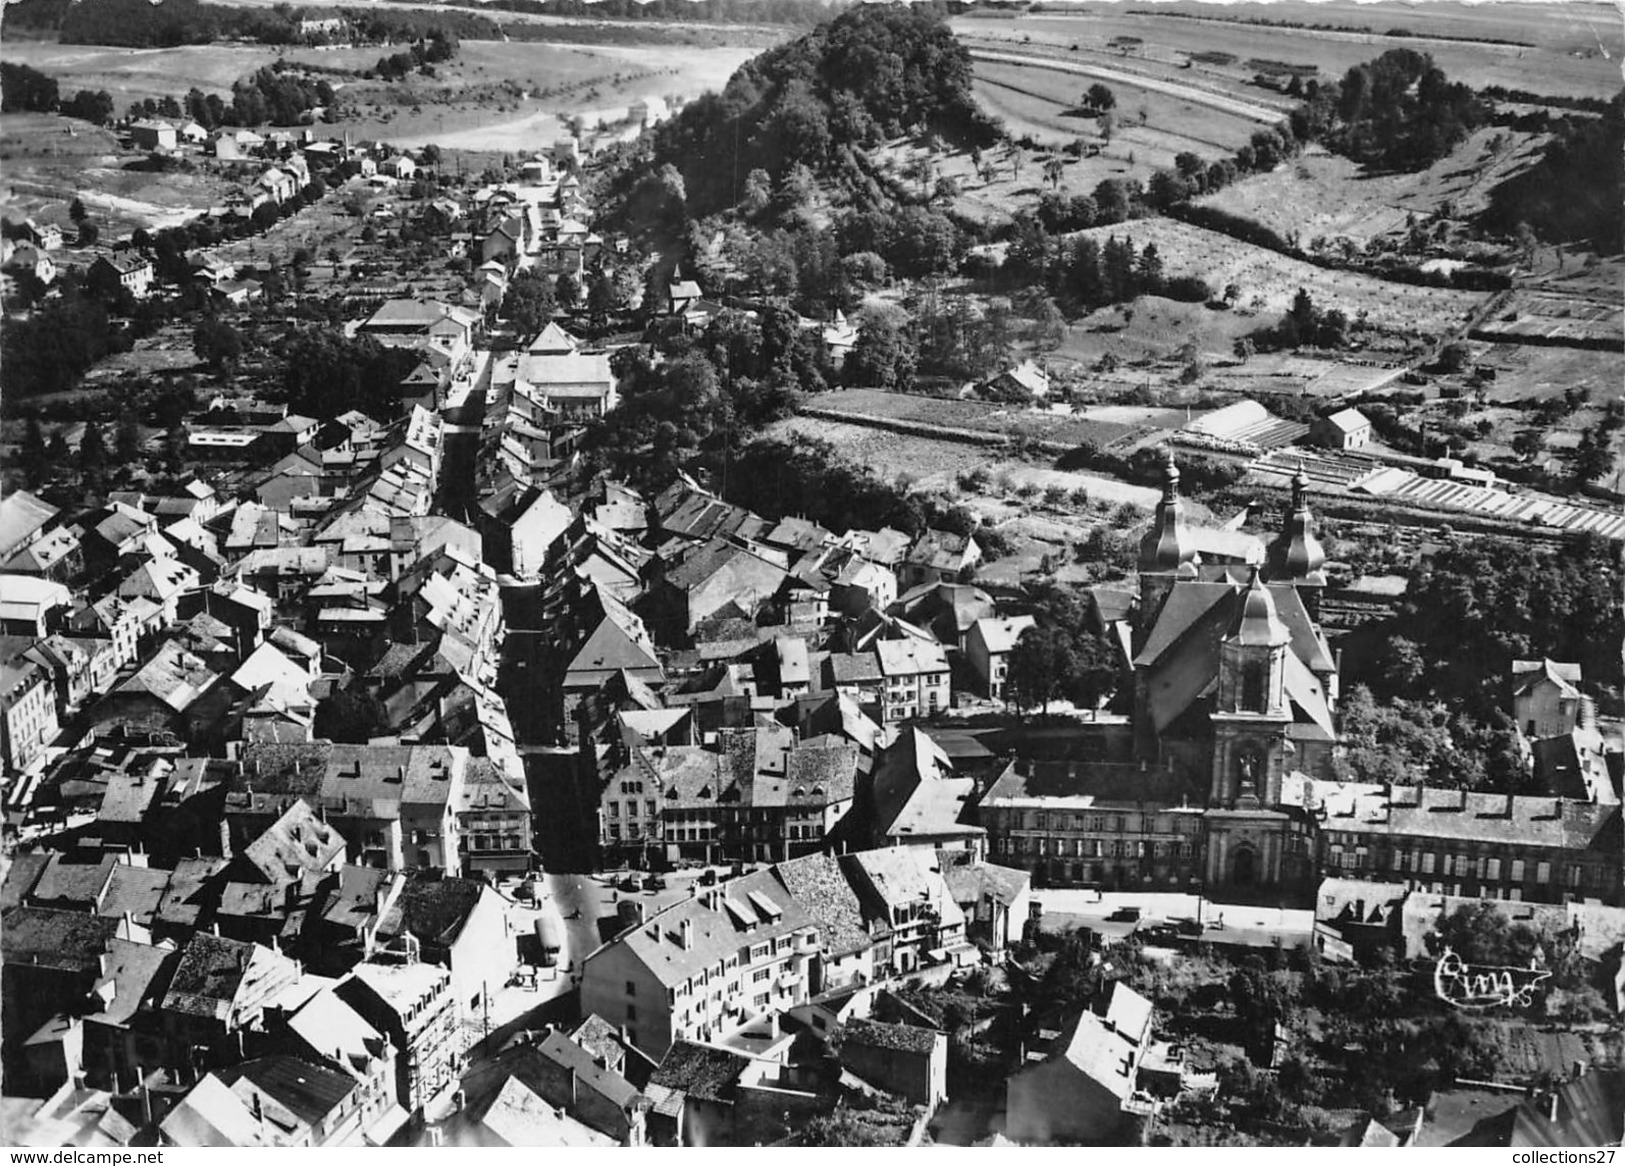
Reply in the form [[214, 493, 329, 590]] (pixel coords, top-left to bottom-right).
[[980, 453, 1623, 909]]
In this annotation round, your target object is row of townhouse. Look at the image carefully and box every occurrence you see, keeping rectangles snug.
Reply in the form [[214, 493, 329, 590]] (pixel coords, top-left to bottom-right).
[[582, 845, 990, 1059]]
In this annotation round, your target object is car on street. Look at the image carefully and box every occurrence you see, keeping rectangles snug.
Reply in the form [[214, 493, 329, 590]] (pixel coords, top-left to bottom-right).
[[617, 875, 640, 892], [1106, 906, 1142, 923], [642, 873, 667, 891]]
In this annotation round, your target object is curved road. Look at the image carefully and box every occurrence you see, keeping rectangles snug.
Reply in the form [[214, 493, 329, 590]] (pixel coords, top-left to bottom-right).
[[970, 47, 1284, 125]]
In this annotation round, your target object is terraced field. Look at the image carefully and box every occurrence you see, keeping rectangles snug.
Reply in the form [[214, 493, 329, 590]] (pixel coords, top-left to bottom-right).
[[1067, 217, 1489, 338]]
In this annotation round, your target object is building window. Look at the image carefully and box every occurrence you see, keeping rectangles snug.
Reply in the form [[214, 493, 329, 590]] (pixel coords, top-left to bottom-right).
[[1421, 852, 1436, 875], [1536, 861, 1550, 885], [625, 981, 636, 996], [1568, 865, 1582, 888], [1241, 661, 1266, 712], [1486, 858, 1500, 881], [1511, 859, 1525, 882], [626, 1004, 637, 1021]]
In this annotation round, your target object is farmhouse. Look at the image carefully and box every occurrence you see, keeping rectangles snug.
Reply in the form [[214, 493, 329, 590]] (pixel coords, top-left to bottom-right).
[[130, 120, 178, 151], [1313, 407, 1372, 450]]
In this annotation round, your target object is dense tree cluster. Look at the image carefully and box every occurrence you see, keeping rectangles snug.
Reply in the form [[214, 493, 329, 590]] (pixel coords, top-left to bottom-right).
[[1005, 580, 1119, 714], [1330, 48, 1487, 170], [1481, 94, 1624, 252], [276, 328, 418, 421], [1244, 287, 1351, 352], [2, 288, 131, 399], [0, 62, 58, 113], [711, 435, 928, 539], [644, 5, 1000, 217], [1387, 535, 1622, 714], [225, 65, 337, 128], [583, 305, 826, 489], [1331, 534, 1620, 792], [373, 33, 459, 81]]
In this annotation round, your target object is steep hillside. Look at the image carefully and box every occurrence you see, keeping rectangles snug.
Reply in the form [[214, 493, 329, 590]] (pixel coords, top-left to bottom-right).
[[638, 4, 1002, 217]]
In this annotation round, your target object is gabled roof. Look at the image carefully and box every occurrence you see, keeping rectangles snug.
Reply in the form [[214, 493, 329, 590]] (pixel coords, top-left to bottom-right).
[[243, 800, 345, 883], [650, 1041, 748, 1102], [970, 614, 1035, 655], [379, 874, 490, 949], [774, 852, 874, 957], [875, 638, 948, 678], [1513, 658, 1582, 697], [0, 490, 58, 559], [1322, 407, 1370, 433]]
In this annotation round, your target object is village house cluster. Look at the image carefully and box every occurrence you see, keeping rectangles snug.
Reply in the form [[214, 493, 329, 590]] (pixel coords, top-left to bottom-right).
[[1, 85, 1621, 1148]]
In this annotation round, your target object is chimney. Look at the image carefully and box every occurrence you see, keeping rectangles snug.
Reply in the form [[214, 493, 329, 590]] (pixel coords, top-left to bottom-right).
[[1573, 1060, 1587, 1079], [1548, 1092, 1560, 1124], [679, 919, 693, 950], [251, 1092, 263, 1122]]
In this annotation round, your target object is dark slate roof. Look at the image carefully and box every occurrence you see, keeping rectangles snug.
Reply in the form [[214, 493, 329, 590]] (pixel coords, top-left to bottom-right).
[[650, 1041, 749, 1103], [982, 759, 1203, 808], [535, 1029, 640, 1111], [773, 852, 875, 957], [163, 932, 256, 1013], [1, 907, 119, 973], [1, 852, 51, 909], [381, 875, 486, 948], [219, 1054, 356, 1126], [842, 1017, 941, 1056]]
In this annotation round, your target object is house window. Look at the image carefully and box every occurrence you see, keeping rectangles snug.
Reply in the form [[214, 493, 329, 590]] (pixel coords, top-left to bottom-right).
[[1536, 862, 1550, 885], [1421, 852, 1436, 875], [1486, 858, 1500, 881], [1511, 859, 1525, 882], [625, 981, 636, 996], [608, 803, 619, 819], [626, 1004, 637, 1022]]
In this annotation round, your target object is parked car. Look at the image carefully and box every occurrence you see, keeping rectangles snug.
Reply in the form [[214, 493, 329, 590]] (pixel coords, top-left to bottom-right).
[[699, 868, 718, 886], [642, 874, 667, 891], [1106, 906, 1142, 923], [514, 878, 539, 902], [617, 875, 640, 892], [1172, 916, 1203, 937]]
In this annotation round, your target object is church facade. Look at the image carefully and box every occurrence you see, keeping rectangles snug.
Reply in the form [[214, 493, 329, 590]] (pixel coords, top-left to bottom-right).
[[981, 452, 1339, 903]]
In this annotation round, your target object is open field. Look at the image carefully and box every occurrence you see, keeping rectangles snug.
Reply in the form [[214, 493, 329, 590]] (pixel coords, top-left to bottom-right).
[[0, 43, 384, 104], [1200, 130, 1551, 249], [971, 55, 1262, 165], [954, 4, 1622, 99], [0, 113, 235, 236], [1051, 295, 1265, 367], [341, 41, 762, 152], [1470, 289, 1623, 349], [802, 388, 1150, 448], [0, 37, 768, 156], [1468, 344, 1624, 405], [1069, 217, 1488, 337]]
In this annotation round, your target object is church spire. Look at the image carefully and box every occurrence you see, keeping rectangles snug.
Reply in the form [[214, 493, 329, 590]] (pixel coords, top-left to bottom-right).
[[1266, 462, 1326, 584], [1138, 447, 1197, 574]]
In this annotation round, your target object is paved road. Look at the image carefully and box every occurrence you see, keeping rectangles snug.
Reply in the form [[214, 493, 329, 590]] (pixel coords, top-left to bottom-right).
[[969, 48, 1284, 124], [1034, 888, 1314, 948]]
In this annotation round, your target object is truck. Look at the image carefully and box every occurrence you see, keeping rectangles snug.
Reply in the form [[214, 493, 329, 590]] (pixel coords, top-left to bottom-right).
[[534, 903, 565, 968]]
